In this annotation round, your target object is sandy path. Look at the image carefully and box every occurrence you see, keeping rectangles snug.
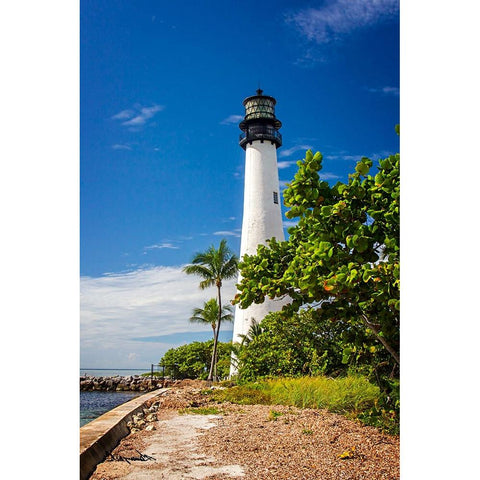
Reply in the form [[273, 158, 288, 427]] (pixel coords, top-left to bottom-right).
[[90, 410, 244, 479]]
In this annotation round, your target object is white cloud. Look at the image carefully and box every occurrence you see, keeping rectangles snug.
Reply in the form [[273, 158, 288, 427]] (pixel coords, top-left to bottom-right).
[[325, 153, 362, 162], [213, 230, 241, 237], [279, 144, 312, 158], [220, 114, 243, 125], [287, 0, 399, 44], [111, 104, 165, 128], [367, 86, 400, 96], [319, 172, 341, 180], [277, 160, 297, 169], [144, 243, 179, 250], [325, 151, 394, 163], [112, 144, 132, 150], [111, 109, 134, 120], [81, 266, 238, 368]]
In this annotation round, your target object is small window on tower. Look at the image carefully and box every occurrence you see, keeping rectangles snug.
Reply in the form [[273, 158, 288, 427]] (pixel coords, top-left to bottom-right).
[[273, 191, 279, 204]]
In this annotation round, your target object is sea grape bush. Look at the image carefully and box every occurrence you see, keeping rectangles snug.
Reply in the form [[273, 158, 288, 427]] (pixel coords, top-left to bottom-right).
[[233, 140, 400, 377]]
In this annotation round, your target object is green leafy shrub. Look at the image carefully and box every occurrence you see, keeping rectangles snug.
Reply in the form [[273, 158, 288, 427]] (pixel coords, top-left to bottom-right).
[[159, 340, 233, 380], [235, 309, 351, 381], [355, 378, 399, 434]]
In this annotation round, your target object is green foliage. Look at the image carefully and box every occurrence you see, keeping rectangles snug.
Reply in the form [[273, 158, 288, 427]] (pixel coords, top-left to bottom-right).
[[233, 146, 400, 370], [355, 378, 399, 435], [235, 309, 350, 381], [159, 340, 233, 380]]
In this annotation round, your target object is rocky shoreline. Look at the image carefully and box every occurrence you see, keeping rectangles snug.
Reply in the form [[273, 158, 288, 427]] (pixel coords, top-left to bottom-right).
[[80, 375, 175, 392]]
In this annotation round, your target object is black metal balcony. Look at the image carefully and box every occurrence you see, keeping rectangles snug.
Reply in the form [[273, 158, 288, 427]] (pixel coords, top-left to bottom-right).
[[239, 125, 282, 149]]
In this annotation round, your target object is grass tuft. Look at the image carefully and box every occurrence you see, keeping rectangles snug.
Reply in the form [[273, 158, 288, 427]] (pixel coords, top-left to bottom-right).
[[178, 406, 221, 415], [268, 409, 284, 421]]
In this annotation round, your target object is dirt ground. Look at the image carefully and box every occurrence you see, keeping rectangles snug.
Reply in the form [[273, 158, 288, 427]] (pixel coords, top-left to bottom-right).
[[90, 380, 399, 479]]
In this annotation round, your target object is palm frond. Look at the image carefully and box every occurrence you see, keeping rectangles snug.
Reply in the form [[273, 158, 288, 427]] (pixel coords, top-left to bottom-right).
[[189, 299, 234, 328], [183, 264, 213, 279], [221, 255, 239, 279], [199, 278, 215, 290]]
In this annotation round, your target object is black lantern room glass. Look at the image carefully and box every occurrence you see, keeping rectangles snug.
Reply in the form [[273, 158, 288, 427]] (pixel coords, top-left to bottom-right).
[[244, 97, 276, 120]]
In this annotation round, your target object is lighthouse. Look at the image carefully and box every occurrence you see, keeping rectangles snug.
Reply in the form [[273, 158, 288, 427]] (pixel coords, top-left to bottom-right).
[[230, 89, 286, 375]]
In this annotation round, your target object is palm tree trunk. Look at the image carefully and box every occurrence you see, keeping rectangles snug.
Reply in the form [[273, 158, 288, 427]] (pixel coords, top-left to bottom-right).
[[206, 325, 216, 380], [207, 336, 216, 381], [208, 284, 222, 381]]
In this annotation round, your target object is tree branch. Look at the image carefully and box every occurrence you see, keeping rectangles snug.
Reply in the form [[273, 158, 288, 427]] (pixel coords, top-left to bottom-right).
[[361, 314, 400, 365]]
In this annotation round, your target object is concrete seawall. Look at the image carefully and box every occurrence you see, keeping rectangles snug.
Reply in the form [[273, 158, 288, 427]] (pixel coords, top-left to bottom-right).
[[80, 388, 168, 480]]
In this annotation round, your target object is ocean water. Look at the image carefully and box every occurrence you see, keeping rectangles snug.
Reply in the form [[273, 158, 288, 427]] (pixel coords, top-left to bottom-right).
[[80, 391, 142, 427], [80, 368, 152, 377], [79, 368, 157, 426]]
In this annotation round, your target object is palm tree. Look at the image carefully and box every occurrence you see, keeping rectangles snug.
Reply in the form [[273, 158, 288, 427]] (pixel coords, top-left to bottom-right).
[[237, 318, 263, 347], [183, 239, 238, 381], [189, 299, 234, 379], [231, 319, 263, 375], [189, 298, 234, 340]]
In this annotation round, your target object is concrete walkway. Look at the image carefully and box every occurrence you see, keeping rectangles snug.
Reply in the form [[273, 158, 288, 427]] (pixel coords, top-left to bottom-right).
[[90, 411, 245, 479], [80, 388, 169, 480]]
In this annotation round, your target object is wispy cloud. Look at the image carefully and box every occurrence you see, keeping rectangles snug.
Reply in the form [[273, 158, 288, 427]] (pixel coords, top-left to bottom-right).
[[277, 160, 297, 169], [220, 216, 237, 223], [220, 114, 243, 125], [367, 86, 399, 96], [111, 109, 134, 120], [144, 243, 179, 251], [320, 172, 341, 180], [112, 144, 132, 150], [325, 150, 394, 163], [287, 0, 399, 45], [111, 104, 165, 129], [324, 153, 363, 162], [279, 144, 313, 158], [81, 266, 237, 368], [213, 230, 241, 237]]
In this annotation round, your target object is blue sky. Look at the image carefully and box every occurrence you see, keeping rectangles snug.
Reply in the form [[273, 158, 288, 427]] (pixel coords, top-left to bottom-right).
[[80, 0, 400, 369]]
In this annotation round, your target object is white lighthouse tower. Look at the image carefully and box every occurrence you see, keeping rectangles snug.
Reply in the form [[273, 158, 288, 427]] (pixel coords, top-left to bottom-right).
[[230, 89, 286, 375]]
